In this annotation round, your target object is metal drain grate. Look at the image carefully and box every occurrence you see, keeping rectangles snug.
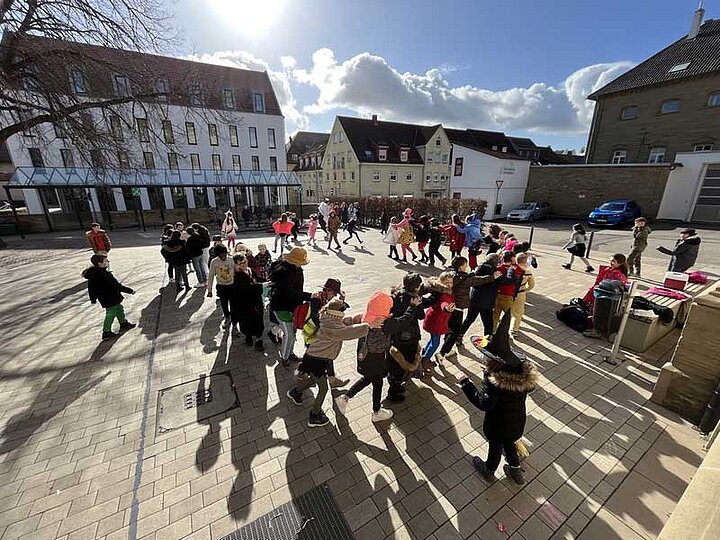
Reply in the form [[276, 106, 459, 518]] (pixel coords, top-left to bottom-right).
[[219, 484, 355, 540], [183, 389, 213, 409]]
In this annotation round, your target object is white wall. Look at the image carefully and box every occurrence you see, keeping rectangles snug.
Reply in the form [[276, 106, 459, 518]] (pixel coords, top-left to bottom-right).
[[658, 151, 720, 221], [449, 145, 530, 218]]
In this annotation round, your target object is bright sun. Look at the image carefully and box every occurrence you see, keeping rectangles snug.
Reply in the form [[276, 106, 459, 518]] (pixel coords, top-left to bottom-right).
[[208, 0, 287, 38]]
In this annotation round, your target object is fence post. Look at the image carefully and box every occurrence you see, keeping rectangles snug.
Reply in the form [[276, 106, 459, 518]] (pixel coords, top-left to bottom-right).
[[586, 231, 595, 258], [3, 186, 25, 239], [528, 226, 535, 248]]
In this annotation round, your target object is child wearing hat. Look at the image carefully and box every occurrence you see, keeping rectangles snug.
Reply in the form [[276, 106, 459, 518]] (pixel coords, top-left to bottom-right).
[[336, 291, 422, 422], [287, 299, 370, 427], [427, 218, 447, 266], [457, 311, 538, 485], [82, 254, 136, 340]]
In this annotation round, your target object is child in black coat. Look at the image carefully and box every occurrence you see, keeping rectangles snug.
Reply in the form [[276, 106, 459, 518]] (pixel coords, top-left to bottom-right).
[[230, 254, 265, 350], [82, 254, 136, 340]]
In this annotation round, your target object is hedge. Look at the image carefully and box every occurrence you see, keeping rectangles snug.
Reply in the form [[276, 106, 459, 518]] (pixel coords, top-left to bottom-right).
[[325, 197, 487, 226]]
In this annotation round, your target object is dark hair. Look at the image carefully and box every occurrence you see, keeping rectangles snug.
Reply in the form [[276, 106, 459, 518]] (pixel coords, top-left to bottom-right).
[[452, 214, 463, 226], [681, 228, 696, 236], [171, 230, 181, 239], [212, 234, 222, 241], [573, 223, 586, 235], [451, 256, 468, 270], [512, 243, 524, 255], [502, 251, 515, 264], [91, 222, 101, 228], [280, 213, 288, 222], [488, 224, 502, 237], [163, 225, 173, 236], [90, 253, 107, 266], [233, 254, 246, 263], [520, 241, 531, 252], [186, 227, 196, 235], [214, 245, 228, 256], [485, 359, 506, 373], [612, 253, 629, 276]]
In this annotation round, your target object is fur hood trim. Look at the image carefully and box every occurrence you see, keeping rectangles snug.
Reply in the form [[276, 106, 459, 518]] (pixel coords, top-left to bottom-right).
[[319, 308, 348, 327], [487, 362, 538, 393], [425, 277, 452, 294], [389, 344, 422, 372]]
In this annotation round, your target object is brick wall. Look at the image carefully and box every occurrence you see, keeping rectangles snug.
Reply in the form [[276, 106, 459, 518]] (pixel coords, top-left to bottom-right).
[[525, 164, 673, 219]]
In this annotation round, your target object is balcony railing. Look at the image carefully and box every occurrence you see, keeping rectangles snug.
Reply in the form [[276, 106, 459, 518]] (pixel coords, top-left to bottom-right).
[[9, 167, 301, 188]]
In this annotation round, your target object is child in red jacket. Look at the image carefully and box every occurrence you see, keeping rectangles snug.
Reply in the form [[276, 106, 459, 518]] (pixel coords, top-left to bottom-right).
[[415, 272, 455, 378], [493, 251, 524, 331]]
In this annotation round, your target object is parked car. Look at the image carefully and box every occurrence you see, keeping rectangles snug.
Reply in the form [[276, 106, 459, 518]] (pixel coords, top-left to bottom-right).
[[506, 201, 551, 222], [587, 199, 641, 226]]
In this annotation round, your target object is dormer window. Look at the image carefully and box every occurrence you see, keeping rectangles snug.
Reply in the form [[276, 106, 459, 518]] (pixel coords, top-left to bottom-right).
[[435, 138, 441, 146], [400, 149, 409, 162], [223, 88, 235, 109], [253, 92, 265, 113], [378, 147, 388, 162], [70, 68, 87, 95], [155, 78, 169, 101], [189, 83, 204, 106], [113, 74, 130, 97]]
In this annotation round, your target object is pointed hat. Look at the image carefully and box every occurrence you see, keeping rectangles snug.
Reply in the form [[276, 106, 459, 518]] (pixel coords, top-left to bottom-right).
[[481, 310, 526, 368]]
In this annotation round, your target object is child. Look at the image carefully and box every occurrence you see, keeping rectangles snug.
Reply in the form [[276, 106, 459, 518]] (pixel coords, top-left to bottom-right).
[[254, 244, 272, 281], [443, 214, 466, 258], [207, 244, 235, 325], [483, 224, 502, 254], [272, 213, 293, 255], [417, 272, 455, 378], [427, 218, 447, 266], [503, 233, 518, 253], [460, 253, 502, 339], [493, 251, 523, 331], [343, 217, 363, 246], [458, 311, 538, 485], [221, 211, 237, 249], [307, 214, 319, 246], [383, 216, 400, 260], [186, 227, 207, 288], [161, 224, 174, 282], [161, 230, 190, 293], [561, 223, 594, 272], [514, 242, 538, 269], [175, 221, 188, 241], [396, 208, 417, 263], [86, 223, 112, 254], [208, 235, 224, 260], [414, 216, 430, 263], [82, 254, 136, 340], [336, 291, 422, 422], [510, 253, 535, 335], [380, 211, 389, 235], [326, 210, 343, 250], [581, 254, 629, 309], [231, 254, 265, 350], [627, 217, 651, 277], [287, 299, 370, 427]]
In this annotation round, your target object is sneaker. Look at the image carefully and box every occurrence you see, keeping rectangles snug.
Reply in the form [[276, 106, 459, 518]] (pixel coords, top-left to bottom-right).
[[328, 376, 350, 388], [586, 266, 595, 273], [286, 388, 303, 406], [371, 408, 394, 422], [255, 340, 265, 351], [245, 335, 254, 346], [267, 331, 281, 344], [335, 394, 349, 415], [562, 264, 571, 270], [119, 321, 136, 332], [472, 457, 496, 481], [308, 411, 331, 428], [503, 464, 526, 485], [434, 352, 446, 366], [102, 330, 119, 341]]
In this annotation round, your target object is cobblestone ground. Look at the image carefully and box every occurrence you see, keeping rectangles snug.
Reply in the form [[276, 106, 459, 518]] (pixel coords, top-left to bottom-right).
[[0, 227, 712, 540]]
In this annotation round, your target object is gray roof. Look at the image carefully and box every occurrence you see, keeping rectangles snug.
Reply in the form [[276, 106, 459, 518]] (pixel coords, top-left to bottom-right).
[[589, 19, 720, 99]]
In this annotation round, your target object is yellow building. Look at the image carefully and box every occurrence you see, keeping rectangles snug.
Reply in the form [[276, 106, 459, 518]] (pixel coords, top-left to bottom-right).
[[322, 116, 451, 198], [285, 131, 329, 203]]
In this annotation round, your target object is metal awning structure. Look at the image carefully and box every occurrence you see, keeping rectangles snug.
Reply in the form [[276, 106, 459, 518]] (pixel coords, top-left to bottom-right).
[[8, 167, 302, 188]]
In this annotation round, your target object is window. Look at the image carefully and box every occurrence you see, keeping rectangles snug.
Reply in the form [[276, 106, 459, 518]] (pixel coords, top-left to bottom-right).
[[208, 123, 219, 146], [189, 83, 204, 106], [136, 117, 149, 142], [70, 68, 87, 95], [435, 138, 441, 146], [454, 157, 464, 176], [708, 93, 720, 107], [232, 155, 241, 171], [143, 152, 155, 169], [378, 148, 387, 161], [648, 147, 666, 163], [113, 74, 130, 96], [253, 92, 265, 113], [251, 156, 260, 171], [186, 122, 197, 145], [620, 106, 638, 120], [90, 149, 104, 169], [167, 152, 179, 170], [162, 120, 174, 144], [373, 171, 380, 181], [223, 88, 235, 109], [427, 152, 433, 163], [268, 128, 276, 149], [351, 171, 355, 181], [426, 174, 431, 182], [270, 156, 278, 171], [342, 172, 346, 181], [660, 99, 680, 114], [400, 149, 408, 162], [390, 172, 398, 182], [28, 148, 44, 168], [440, 175, 446, 183], [229, 125, 239, 147], [155, 78, 169, 101], [339, 131, 344, 143], [433, 173, 439, 183], [694, 144, 714, 152], [406, 172, 413, 182], [109, 115, 123, 141], [452, 192, 462, 199], [442, 153, 448, 164], [611, 149, 627, 164], [211, 154, 222, 171], [190, 154, 201, 170], [193, 187, 209, 208], [54, 122, 67, 139], [668, 62, 691, 73], [249, 127, 258, 148], [341, 157, 345, 169], [117, 151, 130, 169]]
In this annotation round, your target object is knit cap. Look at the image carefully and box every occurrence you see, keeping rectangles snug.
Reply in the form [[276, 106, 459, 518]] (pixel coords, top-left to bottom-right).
[[362, 291, 393, 324]]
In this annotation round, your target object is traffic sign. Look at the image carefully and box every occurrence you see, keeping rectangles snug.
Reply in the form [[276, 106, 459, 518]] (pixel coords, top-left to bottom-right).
[[495, 180, 504, 189]]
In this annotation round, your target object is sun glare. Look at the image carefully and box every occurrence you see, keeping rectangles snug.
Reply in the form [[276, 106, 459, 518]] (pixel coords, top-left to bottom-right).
[[209, 0, 287, 38]]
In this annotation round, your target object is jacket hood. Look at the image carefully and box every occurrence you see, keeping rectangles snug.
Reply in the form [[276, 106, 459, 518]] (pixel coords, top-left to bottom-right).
[[319, 308, 347, 329], [163, 239, 183, 252], [82, 266, 103, 279], [425, 277, 453, 294], [683, 235, 701, 245], [487, 362, 539, 393], [467, 215, 481, 227]]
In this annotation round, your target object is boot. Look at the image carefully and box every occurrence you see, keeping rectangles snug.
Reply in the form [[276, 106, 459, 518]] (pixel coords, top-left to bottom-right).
[[473, 457, 496, 481], [585, 266, 595, 273], [562, 263, 571, 270], [286, 388, 303, 406], [308, 410, 330, 428], [102, 330, 119, 341], [119, 321, 136, 332], [328, 376, 350, 388], [503, 464, 525, 485]]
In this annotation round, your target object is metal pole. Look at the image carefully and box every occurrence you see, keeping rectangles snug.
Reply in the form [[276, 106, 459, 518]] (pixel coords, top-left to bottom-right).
[[528, 226, 535, 248], [604, 280, 638, 365], [74, 196, 84, 231], [298, 185, 304, 221], [137, 196, 146, 232], [586, 231, 595, 258], [38, 188, 54, 232], [3, 186, 25, 239]]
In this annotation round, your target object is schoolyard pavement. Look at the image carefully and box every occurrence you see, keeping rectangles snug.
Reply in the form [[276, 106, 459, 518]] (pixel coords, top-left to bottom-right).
[[0, 228, 713, 540]]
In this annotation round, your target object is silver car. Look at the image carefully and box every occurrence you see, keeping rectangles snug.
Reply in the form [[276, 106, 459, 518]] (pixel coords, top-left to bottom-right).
[[506, 201, 551, 222]]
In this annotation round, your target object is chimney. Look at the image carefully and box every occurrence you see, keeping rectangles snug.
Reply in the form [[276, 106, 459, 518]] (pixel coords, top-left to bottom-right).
[[688, 1, 705, 39], [371, 114, 378, 126]]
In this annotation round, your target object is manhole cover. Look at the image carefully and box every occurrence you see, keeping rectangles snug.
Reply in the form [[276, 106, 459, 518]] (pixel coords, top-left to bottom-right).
[[157, 372, 238, 434]]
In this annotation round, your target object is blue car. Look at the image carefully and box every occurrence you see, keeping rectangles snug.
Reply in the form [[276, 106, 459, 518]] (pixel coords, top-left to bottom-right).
[[588, 199, 641, 226]]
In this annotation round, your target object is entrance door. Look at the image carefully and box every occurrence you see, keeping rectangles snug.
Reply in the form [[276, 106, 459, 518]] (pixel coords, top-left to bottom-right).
[[692, 164, 720, 222]]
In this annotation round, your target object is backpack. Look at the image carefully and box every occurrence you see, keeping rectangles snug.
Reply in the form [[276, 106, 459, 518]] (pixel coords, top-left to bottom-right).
[[557, 298, 591, 332], [293, 301, 310, 331]]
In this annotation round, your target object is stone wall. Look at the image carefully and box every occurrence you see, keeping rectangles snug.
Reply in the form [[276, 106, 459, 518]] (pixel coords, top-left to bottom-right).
[[652, 281, 720, 423], [526, 164, 674, 219]]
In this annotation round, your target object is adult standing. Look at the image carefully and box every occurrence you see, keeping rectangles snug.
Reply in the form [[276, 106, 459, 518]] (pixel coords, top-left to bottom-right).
[[86, 223, 112, 254], [191, 222, 211, 274], [327, 210, 342, 250], [221, 211, 237, 249], [268, 247, 312, 366], [318, 198, 330, 236], [657, 228, 701, 273], [162, 230, 191, 293], [186, 226, 207, 287]]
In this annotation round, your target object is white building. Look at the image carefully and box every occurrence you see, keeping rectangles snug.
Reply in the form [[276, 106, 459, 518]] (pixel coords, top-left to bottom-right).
[[658, 151, 720, 222], [446, 129, 531, 218]]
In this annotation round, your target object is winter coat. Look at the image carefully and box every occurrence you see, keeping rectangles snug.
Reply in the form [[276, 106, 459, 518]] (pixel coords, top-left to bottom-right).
[[497, 263, 524, 298], [450, 270, 497, 310], [422, 279, 454, 335], [356, 306, 418, 378], [483, 234, 500, 254], [390, 289, 429, 345], [328, 215, 342, 233], [658, 235, 701, 273], [414, 224, 430, 244], [273, 220, 293, 235], [305, 309, 369, 362], [469, 261, 501, 311], [631, 226, 651, 252], [443, 225, 465, 253], [231, 270, 264, 336], [161, 238, 189, 266], [268, 260, 311, 313], [346, 219, 358, 233], [83, 266, 133, 308], [86, 229, 112, 253], [462, 215, 482, 248], [582, 266, 629, 306], [461, 362, 538, 442], [185, 234, 204, 258], [255, 251, 272, 279], [380, 213, 389, 230], [194, 225, 211, 249], [221, 217, 237, 237], [429, 226, 443, 248]]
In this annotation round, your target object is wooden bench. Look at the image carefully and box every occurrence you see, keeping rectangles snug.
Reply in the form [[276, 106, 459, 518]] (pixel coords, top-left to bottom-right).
[[621, 279, 714, 353]]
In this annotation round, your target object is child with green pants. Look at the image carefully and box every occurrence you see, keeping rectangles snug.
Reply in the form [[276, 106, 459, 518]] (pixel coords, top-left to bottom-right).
[[82, 254, 136, 340]]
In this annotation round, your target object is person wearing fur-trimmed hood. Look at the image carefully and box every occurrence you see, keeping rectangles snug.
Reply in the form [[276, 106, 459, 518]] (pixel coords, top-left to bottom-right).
[[657, 228, 701, 273], [457, 311, 538, 485]]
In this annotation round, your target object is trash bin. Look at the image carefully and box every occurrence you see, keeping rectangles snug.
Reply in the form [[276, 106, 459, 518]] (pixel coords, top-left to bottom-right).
[[593, 279, 628, 336]]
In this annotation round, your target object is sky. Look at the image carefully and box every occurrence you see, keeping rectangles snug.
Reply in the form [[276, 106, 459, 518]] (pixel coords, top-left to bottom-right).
[[171, 0, 711, 152]]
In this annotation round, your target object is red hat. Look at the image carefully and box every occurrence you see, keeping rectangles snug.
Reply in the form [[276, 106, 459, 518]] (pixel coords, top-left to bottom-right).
[[362, 291, 393, 324]]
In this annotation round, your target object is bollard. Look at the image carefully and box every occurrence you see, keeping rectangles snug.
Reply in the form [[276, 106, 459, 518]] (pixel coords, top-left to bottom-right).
[[586, 231, 595, 258], [528, 226, 535, 248], [699, 381, 720, 434]]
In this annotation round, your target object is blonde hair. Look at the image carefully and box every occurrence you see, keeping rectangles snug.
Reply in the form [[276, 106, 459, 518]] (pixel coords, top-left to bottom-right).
[[516, 253, 529, 265], [438, 271, 455, 287], [258, 243, 267, 250]]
